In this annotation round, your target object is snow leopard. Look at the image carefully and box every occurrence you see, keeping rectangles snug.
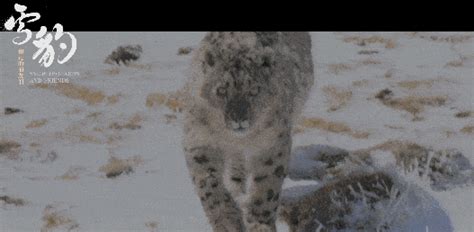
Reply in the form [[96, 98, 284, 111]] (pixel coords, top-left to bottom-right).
[[182, 32, 314, 232]]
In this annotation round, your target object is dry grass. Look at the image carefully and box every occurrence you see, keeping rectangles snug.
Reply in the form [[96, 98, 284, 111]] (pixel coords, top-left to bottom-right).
[[328, 59, 383, 75], [444, 130, 456, 138], [383, 95, 447, 116], [292, 127, 305, 135], [127, 63, 152, 71], [375, 89, 447, 118], [25, 119, 48, 129], [328, 63, 353, 75], [78, 134, 102, 144], [385, 40, 397, 49], [105, 67, 120, 75], [351, 131, 371, 139], [384, 69, 394, 78], [64, 107, 83, 115], [146, 93, 167, 108], [357, 50, 379, 55], [145, 221, 159, 232], [397, 80, 434, 90], [360, 58, 382, 65], [128, 114, 143, 126], [384, 124, 404, 130], [106, 94, 121, 105], [41, 205, 79, 232], [0, 195, 26, 206], [461, 125, 474, 134], [104, 64, 152, 74], [106, 134, 123, 145], [369, 139, 423, 152], [99, 156, 143, 178], [30, 142, 41, 147], [166, 98, 184, 112], [177, 46, 193, 55], [298, 117, 369, 139], [445, 59, 464, 67], [352, 140, 428, 172], [300, 117, 351, 134], [322, 86, 353, 111], [58, 166, 86, 181], [418, 34, 472, 43], [86, 112, 102, 119], [109, 113, 143, 130], [455, 111, 473, 118], [146, 92, 184, 112], [352, 79, 369, 87], [164, 114, 178, 124], [34, 83, 106, 105], [0, 139, 21, 159], [55, 127, 102, 144], [343, 35, 397, 49]]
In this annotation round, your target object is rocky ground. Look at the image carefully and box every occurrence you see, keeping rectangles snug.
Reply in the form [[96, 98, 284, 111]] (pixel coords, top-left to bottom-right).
[[1, 32, 473, 231]]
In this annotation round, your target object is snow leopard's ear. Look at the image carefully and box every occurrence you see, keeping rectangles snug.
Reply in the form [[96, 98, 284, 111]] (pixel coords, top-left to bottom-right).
[[203, 32, 225, 45], [255, 32, 280, 47]]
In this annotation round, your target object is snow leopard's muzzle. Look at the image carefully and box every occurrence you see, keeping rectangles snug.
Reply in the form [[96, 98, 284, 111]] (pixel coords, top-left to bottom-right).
[[224, 96, 252, 133]]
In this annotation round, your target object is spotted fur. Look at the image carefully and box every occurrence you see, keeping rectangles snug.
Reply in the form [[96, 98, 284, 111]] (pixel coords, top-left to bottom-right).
[[183, 32, 314, 232]]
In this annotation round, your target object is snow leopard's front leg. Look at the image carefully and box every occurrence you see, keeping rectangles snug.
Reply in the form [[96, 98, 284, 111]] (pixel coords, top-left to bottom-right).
[[184, 145, 244, 232], [242, 133, 292, 232]]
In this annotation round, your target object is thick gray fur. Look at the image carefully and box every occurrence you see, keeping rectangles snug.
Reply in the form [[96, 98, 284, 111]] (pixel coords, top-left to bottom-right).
[[182, 32, 314, 232]]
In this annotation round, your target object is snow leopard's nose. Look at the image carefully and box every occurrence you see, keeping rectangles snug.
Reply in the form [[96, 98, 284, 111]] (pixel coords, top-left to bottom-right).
[[231, 120, 250, 131]]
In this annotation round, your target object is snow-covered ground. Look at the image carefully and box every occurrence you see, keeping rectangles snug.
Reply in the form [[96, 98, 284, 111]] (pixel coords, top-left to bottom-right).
[[1, 32, 473, 231]]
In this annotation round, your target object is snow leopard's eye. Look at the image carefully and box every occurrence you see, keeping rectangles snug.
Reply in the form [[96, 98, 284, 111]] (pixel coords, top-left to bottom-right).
[[249, 86, 260, 97], [216, 86, 227, 97]]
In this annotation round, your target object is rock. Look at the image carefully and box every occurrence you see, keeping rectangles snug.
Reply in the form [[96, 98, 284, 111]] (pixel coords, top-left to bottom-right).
[[375, 88, 393, 101], [292, 142, 474, 192], [355, 141, 474, 191], [104, 44, 142, 66], [177, 46, 193, 55], [280, 172, 394, 231], [280, 143, 467, 231], [0, 195, 26, 206], [279, 172, 453, 232], [4, 107, 23, 115], [428, 149, 474, 191], [0, 140, 21, 160], [99, 156, 142, 178], [289, 145, 349, 181]]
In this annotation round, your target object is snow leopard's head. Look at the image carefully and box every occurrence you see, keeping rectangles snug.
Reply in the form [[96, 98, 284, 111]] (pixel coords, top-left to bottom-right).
[[196, 32, 284, 134]]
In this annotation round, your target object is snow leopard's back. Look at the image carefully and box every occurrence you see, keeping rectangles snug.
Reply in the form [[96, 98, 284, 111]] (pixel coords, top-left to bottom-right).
[[279, 32, 314, 120]]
